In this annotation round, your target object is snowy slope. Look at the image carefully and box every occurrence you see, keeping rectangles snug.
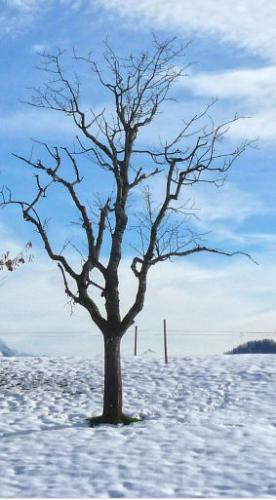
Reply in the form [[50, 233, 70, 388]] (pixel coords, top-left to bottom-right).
[[0, 354, 276, 497]]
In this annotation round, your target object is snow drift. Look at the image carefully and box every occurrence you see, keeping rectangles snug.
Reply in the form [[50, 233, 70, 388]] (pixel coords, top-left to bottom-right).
[[1, 354, 276, 497]]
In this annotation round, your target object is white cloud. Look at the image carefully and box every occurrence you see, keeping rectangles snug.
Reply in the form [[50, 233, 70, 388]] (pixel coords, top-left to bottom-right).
[[93, 1, 276, 142], [190, 183, 268, 224], [5, 0, 40, 10], [96, 0, 276, 61], [0, 0, 82, 35], [3, 0, 276, 66], [0, 1, 43, 37], [1, 248, 276, 355], [177, 65, 276, 142], [3, 0, 276, 65], [229, 109, 276, 142], [182, 66, 276, 104], [184, 182, 276, 248], [59, 0, 83, 10], [181, 183, 273, 246], [144, 168, 268, 226], [0, 109, 75, 138], [31, 43, 49, 53], [140, 255, 276, 332], [134, 172, 272, 250]]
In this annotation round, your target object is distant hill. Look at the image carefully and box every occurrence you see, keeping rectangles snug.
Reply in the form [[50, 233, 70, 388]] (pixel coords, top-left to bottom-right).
[[0, 338, 18, 357], [226, 339, 276, 354]]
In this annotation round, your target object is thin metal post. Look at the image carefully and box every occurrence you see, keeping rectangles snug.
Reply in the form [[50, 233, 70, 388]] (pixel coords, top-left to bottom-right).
[[134, 325, 138, 356], [163, 319, 168, 364]]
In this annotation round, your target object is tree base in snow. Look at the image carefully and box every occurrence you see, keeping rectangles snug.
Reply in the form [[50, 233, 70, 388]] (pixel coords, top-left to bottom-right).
[[88, 414, 142, 427]]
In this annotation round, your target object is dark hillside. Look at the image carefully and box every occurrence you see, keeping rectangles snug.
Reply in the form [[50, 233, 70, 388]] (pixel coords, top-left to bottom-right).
[[226, 339, 276, 354]]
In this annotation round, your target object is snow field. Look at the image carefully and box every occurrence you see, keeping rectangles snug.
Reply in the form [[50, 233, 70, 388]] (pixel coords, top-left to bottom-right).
[[0, 354, 276, 497]]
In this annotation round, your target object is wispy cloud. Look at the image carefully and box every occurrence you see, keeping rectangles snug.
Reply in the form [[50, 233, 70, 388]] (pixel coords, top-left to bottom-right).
[[4, 0, 276, 64], [59, 0, 83, 11], [0, 0, 83, 36], [182, 66, 276, 104], [0, 0, 44, 35], [139, 256, 272, 331], [0, 109, 75, 138], [180, 65, 276, 141], [229, 110, 276, 142], [1, 246, 276, 341], [31, 43, 49, 53], [145, 170, 269, 225], [96, 0, 276, 61], [191, 183, 269, 225], [179, 183, 273, 248], [90, 1, 276, 142], [5, 0, 41, 11]]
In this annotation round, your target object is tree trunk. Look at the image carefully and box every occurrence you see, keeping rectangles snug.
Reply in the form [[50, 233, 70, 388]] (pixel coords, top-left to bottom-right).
[[102, 334, 123, 423]]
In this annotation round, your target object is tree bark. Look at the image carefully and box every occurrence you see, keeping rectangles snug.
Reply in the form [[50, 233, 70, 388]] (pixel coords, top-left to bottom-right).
[[102, 334, 123, 422]]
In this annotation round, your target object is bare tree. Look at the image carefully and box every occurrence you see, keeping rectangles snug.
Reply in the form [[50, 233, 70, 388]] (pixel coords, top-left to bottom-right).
[[1, 37, 250, 424]]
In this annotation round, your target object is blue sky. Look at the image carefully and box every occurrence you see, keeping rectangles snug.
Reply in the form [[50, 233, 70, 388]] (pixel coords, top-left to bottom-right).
[[1, 0, 276, 356]]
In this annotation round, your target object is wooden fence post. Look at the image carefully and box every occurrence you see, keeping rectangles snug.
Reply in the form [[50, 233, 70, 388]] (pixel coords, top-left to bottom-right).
[[134, 325, 138, 356], [163, 319, 168, 364]]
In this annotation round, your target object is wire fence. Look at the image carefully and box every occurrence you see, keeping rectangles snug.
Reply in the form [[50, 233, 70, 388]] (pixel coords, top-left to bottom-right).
[[129, 326, 276, 359], [1, 324, 276, 359]]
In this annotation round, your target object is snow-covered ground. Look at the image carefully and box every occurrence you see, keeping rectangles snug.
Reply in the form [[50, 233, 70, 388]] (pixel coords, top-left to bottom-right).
[[1, 354, 276, 498]]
